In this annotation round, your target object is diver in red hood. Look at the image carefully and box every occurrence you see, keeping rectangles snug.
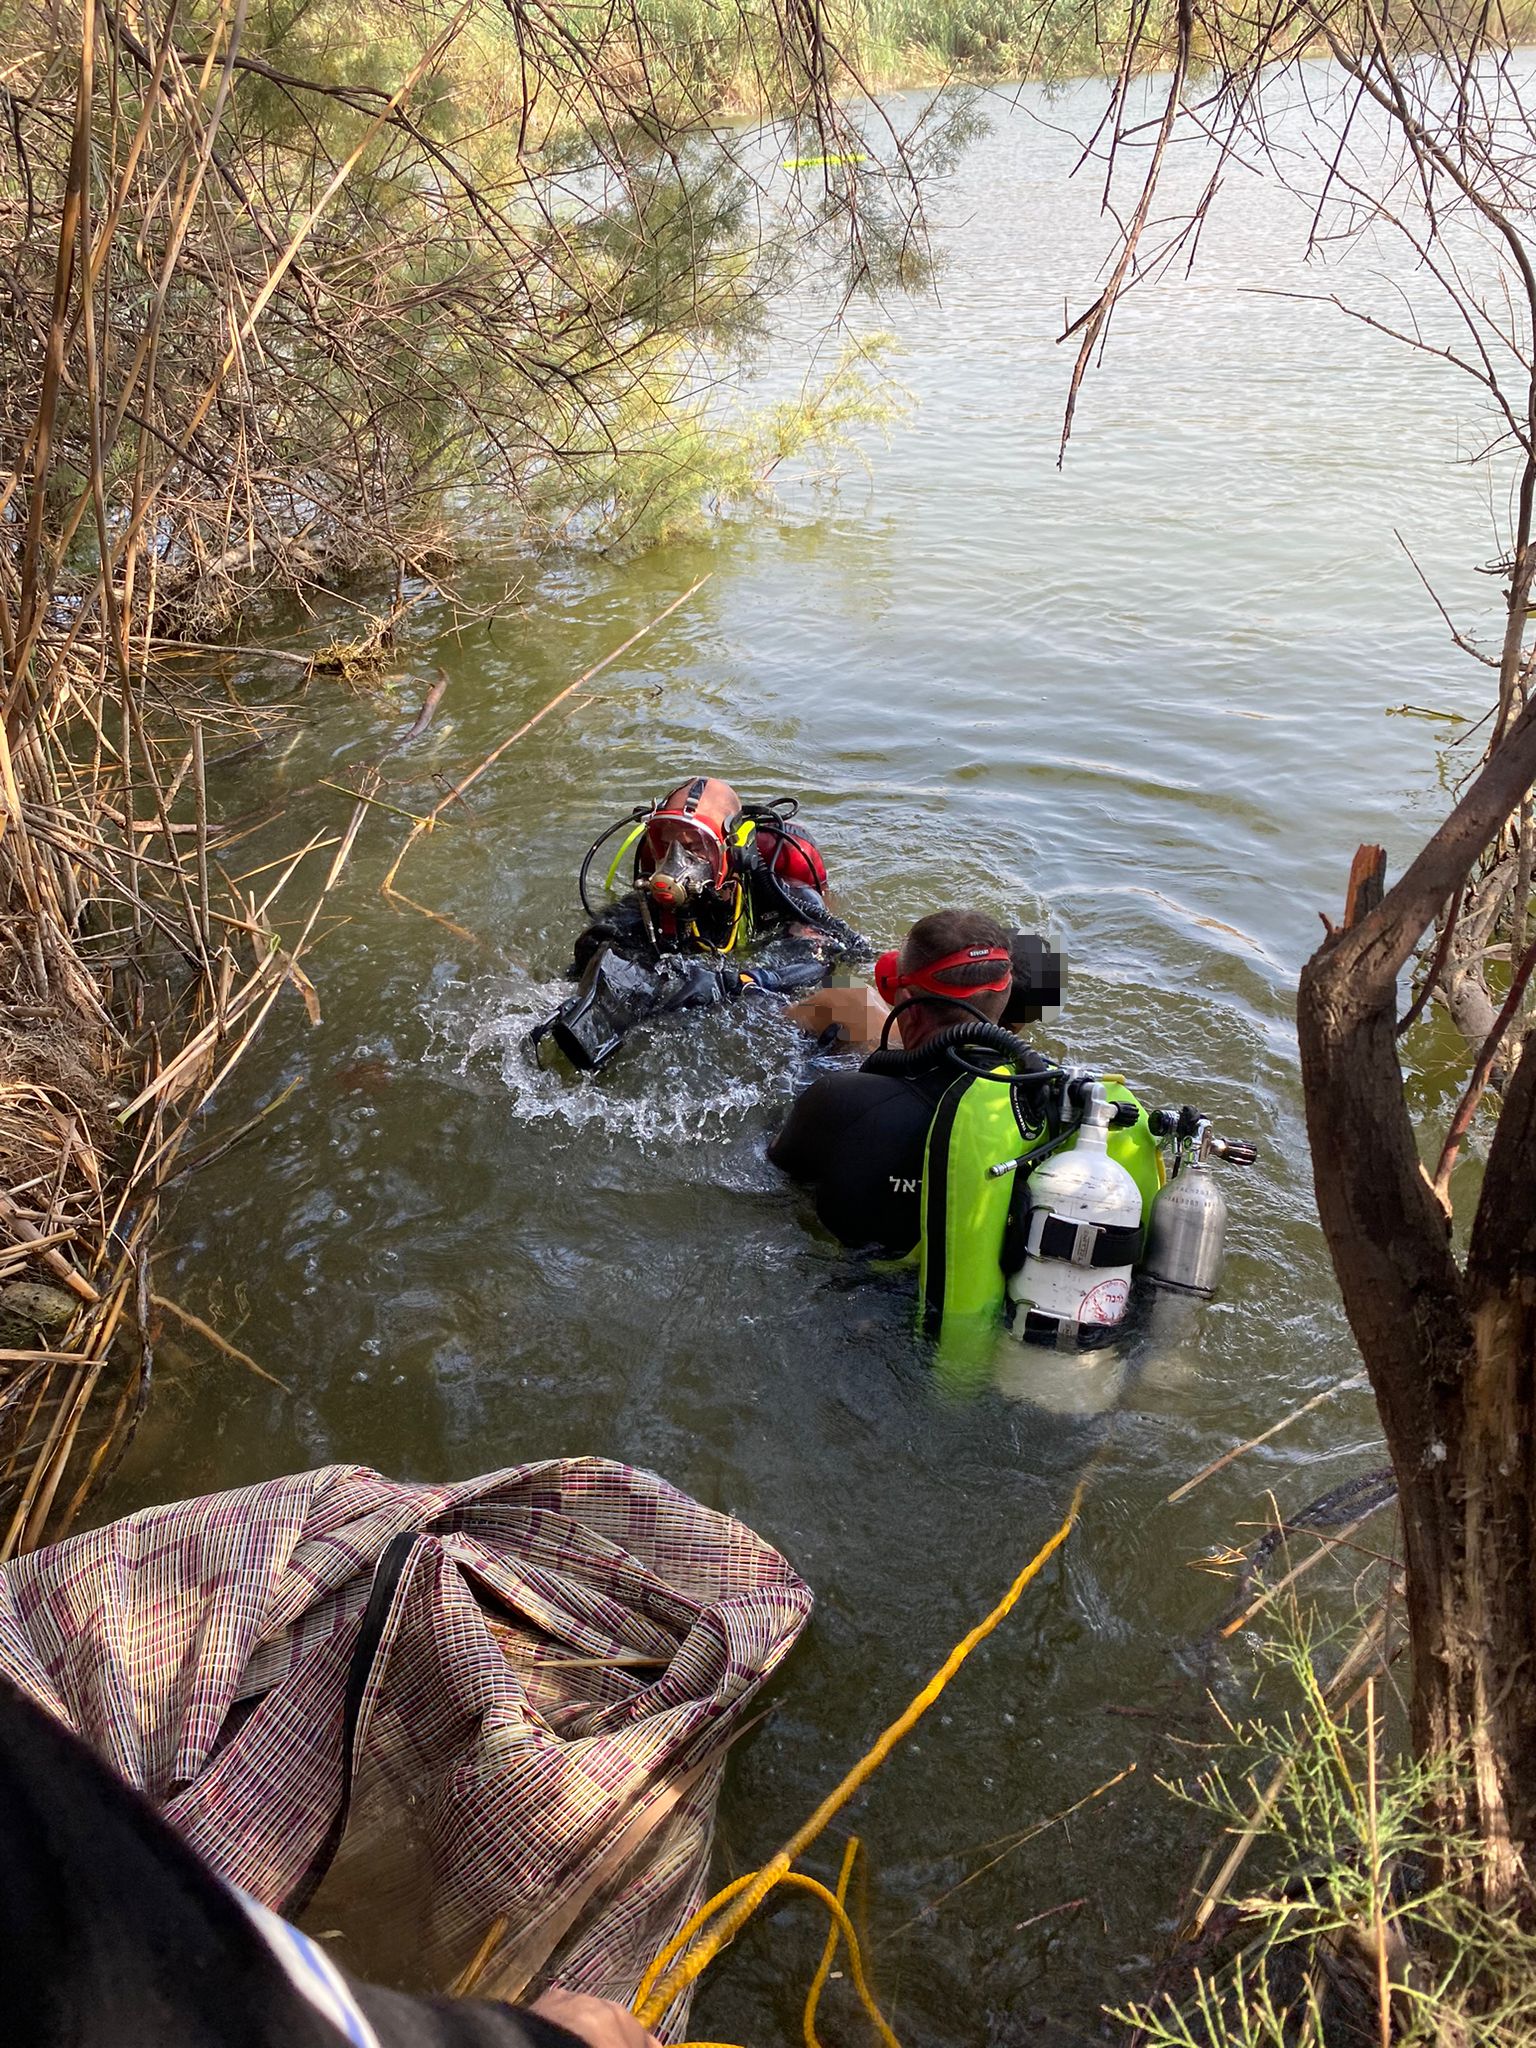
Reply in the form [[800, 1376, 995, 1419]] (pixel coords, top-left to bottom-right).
[[531, 778, 871, 1070]]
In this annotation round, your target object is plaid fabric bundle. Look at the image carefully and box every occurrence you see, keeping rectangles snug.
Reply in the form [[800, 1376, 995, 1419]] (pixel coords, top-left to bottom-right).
[[0, 1461, 812, 2034]]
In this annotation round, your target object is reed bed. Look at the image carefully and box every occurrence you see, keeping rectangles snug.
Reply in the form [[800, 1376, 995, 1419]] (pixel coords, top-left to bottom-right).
[[0, 2, 440, 1554], [0, 655, 372, 1556]]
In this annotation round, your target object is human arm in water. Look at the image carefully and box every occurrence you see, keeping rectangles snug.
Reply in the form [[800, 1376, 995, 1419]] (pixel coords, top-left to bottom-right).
[[781, 983, 890, 1052]]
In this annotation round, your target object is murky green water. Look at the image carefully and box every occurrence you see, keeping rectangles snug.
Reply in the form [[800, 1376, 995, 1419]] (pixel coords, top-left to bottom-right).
[[105, 71, 1498, 2046]]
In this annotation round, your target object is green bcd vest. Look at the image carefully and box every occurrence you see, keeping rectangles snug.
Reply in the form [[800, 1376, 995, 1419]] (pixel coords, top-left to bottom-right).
[[916, 1069, 1164, 1357]]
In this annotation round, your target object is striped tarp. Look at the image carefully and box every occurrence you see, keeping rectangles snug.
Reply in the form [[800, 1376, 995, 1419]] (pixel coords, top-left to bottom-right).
[[0, 1460, 812, 2035]]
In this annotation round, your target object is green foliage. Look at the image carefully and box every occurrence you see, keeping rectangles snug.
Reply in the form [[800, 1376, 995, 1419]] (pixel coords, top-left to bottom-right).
[[852, 0, 1140, 81], [1115, 1615, 1536, 2047], [2, 0, 950, 620], [523, 331, 911, 550], [630, 0, 1145, 92]]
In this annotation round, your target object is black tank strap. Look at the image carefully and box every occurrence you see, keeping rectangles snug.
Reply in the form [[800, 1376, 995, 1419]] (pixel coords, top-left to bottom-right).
[[1034, 1214, 1140, 1270], [1018, 1308, 1123, 1351]]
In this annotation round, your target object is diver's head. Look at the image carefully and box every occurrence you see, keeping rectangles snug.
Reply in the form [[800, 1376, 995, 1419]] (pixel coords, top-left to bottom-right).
[[639, 777, 741, 912], [879, 909, 1013, 1051]]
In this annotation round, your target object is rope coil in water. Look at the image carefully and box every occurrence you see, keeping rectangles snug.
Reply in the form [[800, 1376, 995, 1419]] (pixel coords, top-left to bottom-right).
[[639, 1485, 1085, 2043]]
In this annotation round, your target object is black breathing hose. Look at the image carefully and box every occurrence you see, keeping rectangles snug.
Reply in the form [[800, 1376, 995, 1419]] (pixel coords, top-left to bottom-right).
[[732, 829, 871, 954], [769, 875, 871, 954], [577, 809, 651, 917], [862, 1011, 1060, 1083]]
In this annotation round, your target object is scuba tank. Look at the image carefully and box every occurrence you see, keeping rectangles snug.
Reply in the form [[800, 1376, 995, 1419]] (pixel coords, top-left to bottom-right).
[[1142, 1113, 1258, 1298], [1007, 1085, 1144, 1348], [868, 1013, 1257, 1353]]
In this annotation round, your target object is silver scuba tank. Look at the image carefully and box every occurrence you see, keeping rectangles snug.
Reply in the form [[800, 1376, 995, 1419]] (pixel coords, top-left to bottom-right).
[[1142, 1117, 1255, 1297], [1006, 1085, 1144, 1348], [1142, 1158, 1228, 1296]]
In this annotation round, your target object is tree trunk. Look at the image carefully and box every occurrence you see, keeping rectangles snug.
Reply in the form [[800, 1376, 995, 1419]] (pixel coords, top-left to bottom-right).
[[1297, 699, 1536, 1902]]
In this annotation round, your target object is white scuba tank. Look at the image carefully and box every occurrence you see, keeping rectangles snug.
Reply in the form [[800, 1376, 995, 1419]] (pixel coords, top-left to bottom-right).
[[1006, 1086, 1144, 1347]]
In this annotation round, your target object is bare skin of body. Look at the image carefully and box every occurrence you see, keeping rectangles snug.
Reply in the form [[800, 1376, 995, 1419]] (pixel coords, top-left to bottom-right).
[[784, 983, 890, 1051], [530, 1990, 662, 2048]]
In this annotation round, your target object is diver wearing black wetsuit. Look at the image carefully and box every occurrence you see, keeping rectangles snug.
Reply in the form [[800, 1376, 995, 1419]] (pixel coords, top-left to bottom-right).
[[534, 778, 868, 1070], [770, 912, 1051, 1255]]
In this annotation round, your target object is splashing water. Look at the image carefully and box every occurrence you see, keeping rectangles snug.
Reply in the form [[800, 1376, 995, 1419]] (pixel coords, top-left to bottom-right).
[[430, 969, 826, 1160]]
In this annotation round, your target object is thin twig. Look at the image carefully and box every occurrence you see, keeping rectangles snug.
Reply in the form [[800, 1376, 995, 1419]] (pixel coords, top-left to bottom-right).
[[149, 1293, 290, 1392], [1433, 930, 1536, 1196], [1167, 1377, 1368, 1504]]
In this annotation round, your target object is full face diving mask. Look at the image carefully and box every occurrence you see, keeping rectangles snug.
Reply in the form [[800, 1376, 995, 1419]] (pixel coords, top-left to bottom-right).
[[645, 830, 718, 909]]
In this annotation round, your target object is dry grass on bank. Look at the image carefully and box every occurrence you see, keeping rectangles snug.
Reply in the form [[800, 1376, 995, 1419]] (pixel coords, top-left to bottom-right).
[[0, 649, 370, 1555], [0, 0, 892, 1552]]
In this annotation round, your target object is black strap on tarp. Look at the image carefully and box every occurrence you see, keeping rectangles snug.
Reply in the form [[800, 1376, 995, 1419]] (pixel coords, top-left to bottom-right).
[[281, 1529, 422, 1917]]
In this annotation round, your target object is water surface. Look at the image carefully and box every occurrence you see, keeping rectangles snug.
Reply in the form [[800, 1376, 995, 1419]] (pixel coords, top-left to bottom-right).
[[108, 69, 1499, 2045]]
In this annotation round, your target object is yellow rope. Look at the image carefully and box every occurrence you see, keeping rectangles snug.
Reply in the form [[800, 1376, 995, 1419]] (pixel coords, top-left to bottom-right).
[[803, 1837, 861, 2048], [780, 1872, 894, 2048], [639, 1875, 757, 2007], [636, 1485, 1083, 2034], [670, 1855, 875, 2048]]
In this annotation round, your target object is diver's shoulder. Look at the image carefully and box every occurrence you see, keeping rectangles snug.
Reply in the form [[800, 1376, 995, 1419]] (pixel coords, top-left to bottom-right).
[[827, 1062, 950, 1119], [781, 1064, 907, 1128]]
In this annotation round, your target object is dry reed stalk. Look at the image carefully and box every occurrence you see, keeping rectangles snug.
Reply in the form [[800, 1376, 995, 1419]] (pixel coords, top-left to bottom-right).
[[1363, 1678, 1392, 2048], [1184, 1611, 1401, 1938], [1218, 1508, 1388, 1641], [1166, 1376, 1369, 1504], [380, 576, 710, 922], [192, 719, 209, 948]]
